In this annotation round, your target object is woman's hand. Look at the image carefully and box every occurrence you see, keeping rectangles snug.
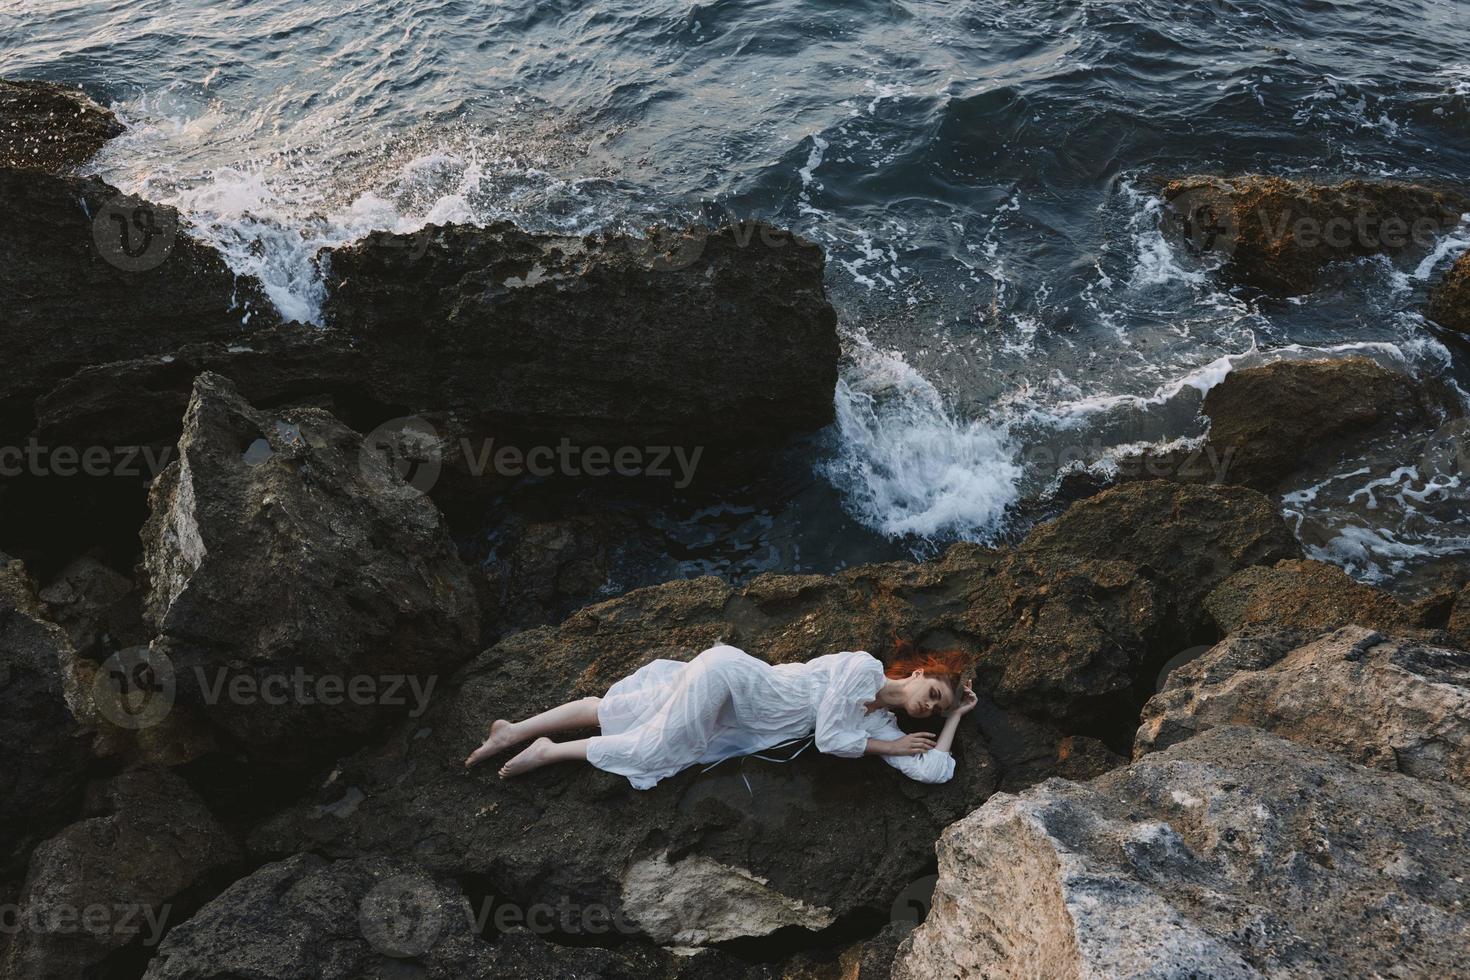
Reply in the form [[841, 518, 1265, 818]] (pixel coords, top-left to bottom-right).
[[946, 681, 978, 718], [887, 732, 938, 756]]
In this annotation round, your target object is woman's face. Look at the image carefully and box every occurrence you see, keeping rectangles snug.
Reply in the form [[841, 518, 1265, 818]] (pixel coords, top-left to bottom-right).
[[903, 671, 955, 718]]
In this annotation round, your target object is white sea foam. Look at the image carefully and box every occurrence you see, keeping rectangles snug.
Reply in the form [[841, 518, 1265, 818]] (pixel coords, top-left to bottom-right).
[[822, 337, 1022, 542]]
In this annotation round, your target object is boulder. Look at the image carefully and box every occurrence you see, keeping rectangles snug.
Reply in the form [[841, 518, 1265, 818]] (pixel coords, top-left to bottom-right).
[[247, 568, 1006, 949], [891, 725, 1470, 979], [1015, 480, 1301, 640], [29, 324, 372, 463], [0, 553, 90, 877], [247, 479, 1299, 950], [140, 373, 480, 767], [37, 555, 145, 659], [141, 853, 668, 980], [320, 220, 840, 459], [1204, 558, 1435, 638], [1162, 175, 1470, 294], [1429, 250, 1470, 333], [1136, 626, 1470, 785], [0, 171, 279, 414], [954, 554, 1167, 724], [3, 767, 240, 980], [1199, 356, 1441, 490], [0, 79, 123, 172]]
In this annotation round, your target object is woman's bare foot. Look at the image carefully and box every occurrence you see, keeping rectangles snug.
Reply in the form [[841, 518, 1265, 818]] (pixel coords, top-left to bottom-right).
[[464, 720, 519, 768], [499, 737, 555, 778]]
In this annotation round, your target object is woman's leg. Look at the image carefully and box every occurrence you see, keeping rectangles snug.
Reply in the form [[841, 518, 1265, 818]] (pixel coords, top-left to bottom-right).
[[464, 697, 601, 767], [498, 737, 590, 778]]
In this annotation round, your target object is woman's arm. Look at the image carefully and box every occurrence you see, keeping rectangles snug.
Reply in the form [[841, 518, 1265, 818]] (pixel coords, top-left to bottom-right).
[[865, 682, 977, 783]]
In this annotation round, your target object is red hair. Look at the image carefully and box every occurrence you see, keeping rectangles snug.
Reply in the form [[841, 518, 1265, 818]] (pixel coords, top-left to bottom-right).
[[884, 640, 968, 691]]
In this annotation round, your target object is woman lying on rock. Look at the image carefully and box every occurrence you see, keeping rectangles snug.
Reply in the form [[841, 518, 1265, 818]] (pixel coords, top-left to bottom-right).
[[464, 644, 977, 788]]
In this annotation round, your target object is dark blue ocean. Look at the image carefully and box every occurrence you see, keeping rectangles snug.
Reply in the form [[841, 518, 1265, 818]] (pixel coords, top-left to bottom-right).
[[7, 0, 1470, 588]]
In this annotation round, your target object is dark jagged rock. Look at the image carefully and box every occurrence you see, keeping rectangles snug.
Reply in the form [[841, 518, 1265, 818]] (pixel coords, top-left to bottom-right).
[[1204, 558, 1439, 639], [247, 571, 1005, 949], [0, 171, 279, 414], [893, 726, 1470, 979], [320, 220, 840, 459], [30, 325, 373, 461], [3, 767, 240, 980], [142, 853, 670, 980], [1136, 626, 1470, 785], [1200, 356, 1441, 490], [0, 554, 90, 878], [0, 79, 123, 172], [37, 555, 145, 659], [1016, 480, 1301, 641], [1429, 250, 1470, 333], [140, 373, 480, 768], [247, 482, 1294, 946], [1162, 175, 1470, 294], [956, 554, 1167, 724]]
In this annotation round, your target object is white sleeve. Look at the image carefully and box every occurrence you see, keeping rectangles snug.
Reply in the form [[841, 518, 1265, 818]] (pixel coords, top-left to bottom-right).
[[866, 710, 955, 785], [813, 652, 882, 758]]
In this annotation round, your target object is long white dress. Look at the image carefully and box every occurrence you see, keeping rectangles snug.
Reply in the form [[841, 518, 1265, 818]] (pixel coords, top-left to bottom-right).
[[586, 644, 956, 790]]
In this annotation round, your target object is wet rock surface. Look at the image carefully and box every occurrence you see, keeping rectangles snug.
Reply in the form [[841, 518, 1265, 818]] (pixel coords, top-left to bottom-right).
[[320, 221, 840, 459], [1429, 250, 1470, 333], [140, 373, 481, 767], [0, 79, 123, 173], [1199, 356, 1443, 490], [1137, 625, 1470, 785], [1162, 174, 1470, 294], [892, 725, 1470, 980]]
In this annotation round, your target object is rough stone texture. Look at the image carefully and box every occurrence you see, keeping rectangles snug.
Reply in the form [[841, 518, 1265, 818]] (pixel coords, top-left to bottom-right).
[[1016, 480, 1301, 641], [0, 553, 90, 878], [480, 513, 635, 630], [247, 482, 1296, 948], [1429, 250, 1470, 333], [621, 849, 836, 947], [37, 555, 144, 659], [1136, 626, 1470, 785], [955, 554, 1167, 723], [141, 853, 669, 980], [29, 325, 373, 464], [1204, 558, 1436, 638], [1200, 357, 1440, 490], [3, 767, 240, 980], [1162, 175, 1470, 294], [0, 79, 123, 172], [140, 373, 480, 764], [246, 567, 1013, 947], [321, 220, 840, 455], [0, 171, 278, 414], [892, 726, 1470, 980]]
